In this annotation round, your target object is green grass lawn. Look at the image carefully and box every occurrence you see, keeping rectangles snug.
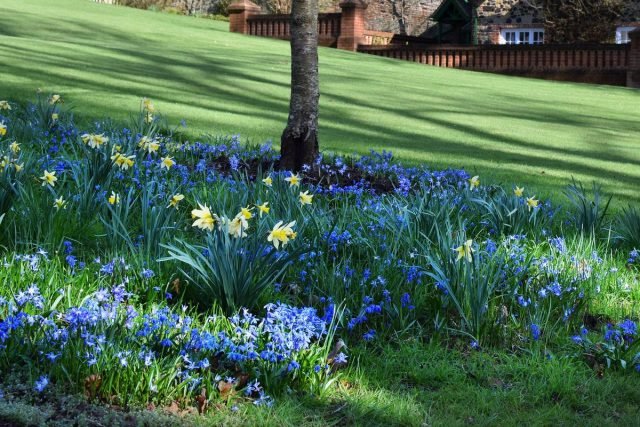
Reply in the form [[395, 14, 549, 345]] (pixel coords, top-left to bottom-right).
[[4, 341, 640, 426], [1, 0, 639, 203]]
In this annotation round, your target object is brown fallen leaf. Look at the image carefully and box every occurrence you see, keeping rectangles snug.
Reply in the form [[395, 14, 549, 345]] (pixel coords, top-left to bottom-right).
[[166, 401, 181, 415], [218, 380, 235, 400], [195, 387, 208, 414], [84, 374, 102, 400], [171, 278, 181, 295]]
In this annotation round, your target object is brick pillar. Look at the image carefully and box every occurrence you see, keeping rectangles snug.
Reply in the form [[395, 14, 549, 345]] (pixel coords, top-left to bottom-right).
[[228, 0, 261, 35], [337, 0, 367, 51], [628, 29, 640, 88]]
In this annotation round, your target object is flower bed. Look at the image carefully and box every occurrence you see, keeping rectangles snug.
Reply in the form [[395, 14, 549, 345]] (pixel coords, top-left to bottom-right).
[[0, 95, 639, 411]]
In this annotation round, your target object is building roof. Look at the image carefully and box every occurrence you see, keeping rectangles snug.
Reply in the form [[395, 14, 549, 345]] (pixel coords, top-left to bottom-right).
[[431, 0, 471, 23]]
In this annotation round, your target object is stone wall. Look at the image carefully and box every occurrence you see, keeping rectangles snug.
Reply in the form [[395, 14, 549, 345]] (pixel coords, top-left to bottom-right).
[[363, 0, 441, 36], [357, 0, 542, 38], [476, 0, 640, 44], [361, 0, 640, 42], [476, 0, 543, 44]]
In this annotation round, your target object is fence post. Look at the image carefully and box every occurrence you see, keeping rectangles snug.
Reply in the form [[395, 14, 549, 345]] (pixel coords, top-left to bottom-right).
[[628, 29, 640, 88], [228, 0, 261, 35], [337, 0, 367, 51]]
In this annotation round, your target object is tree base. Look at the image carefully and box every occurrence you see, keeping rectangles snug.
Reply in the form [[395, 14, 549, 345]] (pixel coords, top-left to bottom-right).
[[280, 125, 319, 172]]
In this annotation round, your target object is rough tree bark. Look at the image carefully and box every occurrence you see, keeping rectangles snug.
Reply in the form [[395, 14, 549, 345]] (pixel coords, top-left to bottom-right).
[[280, 0, 319, 172]]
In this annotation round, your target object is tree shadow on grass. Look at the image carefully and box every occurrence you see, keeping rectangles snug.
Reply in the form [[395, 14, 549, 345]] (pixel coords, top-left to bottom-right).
[[1, 9, 638, 202]]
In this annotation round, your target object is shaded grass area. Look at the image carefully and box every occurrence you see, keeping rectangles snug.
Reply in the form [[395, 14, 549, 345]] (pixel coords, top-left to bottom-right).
[[1, 0, 639, 203], [3, 341, 640, 426]]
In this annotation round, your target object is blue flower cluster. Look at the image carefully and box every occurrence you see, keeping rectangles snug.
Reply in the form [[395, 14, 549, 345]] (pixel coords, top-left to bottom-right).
[[571, 319, 640, 372], [0, 279, 329, 403]]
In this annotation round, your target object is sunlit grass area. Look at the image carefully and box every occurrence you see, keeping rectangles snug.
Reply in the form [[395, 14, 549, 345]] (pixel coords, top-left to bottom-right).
[[1, 0, 639, 202]]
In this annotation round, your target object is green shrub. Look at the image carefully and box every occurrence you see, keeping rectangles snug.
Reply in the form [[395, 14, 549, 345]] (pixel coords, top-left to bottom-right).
[[563, 178, 612, 236], [613, 205, 640, 249], [424, 219, 505, 344], [161, 218, 305, 314]]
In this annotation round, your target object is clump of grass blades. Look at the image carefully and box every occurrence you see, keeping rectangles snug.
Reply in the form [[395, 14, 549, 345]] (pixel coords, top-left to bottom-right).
[[613, 205, 640, 249], [563, 178, 612, 237], [161, 224, 306, 315]]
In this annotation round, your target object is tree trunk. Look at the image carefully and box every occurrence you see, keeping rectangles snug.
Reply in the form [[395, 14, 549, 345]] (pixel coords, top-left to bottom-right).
[[280, 0, 319, 172], [390, 0, 407, 36]]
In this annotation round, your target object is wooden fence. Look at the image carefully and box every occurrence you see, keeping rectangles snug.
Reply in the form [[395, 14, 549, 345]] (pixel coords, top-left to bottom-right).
[[247, 13, 341, 46], [357, 44, 631, 85], [357, 44, 629, 71]]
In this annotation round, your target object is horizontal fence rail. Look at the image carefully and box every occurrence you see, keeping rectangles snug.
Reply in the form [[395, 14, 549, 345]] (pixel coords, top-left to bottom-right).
[[357, 44, 630, 71], [247, 13, 341, 45]]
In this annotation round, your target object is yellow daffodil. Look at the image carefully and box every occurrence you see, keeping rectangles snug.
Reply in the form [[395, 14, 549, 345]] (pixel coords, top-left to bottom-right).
[[191, 203, 216, 231], [111, 153, 135, 170], [299, 190, 313, 206], [54, 196, 67, 210], [81, 133, 108, 149], [240, 206, 253, 220], [121, 155, 136, 170], [49, 94, 61, 105], [454, 239, 474, 262], [167, 193, 184, 209], [0, 101, 10, 110], [51, 113, 59, 121], [284, 172, 300, 187], [160, 156, 175, 170], [94, 134, 108, 147], [145, 112, 154, 124], [40, 170, 57, 187], [13, 162, 24, 172], [268, 220, 296, 249], [228, 214, 249, 238], [142, 98, 155, 113], [108, 192, 120, 205], [526, 196, 539, 211], [0, 122, 7, 137], [257, 202, 269, 217], [10, 141, 20, 154], [514, 186, 524, 197], [262, 175, 273, 187], [0, 156, 7, 168], [138, 136, 160, 154], [468, 175, 480, 190], [121, 155, 135, 170]]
